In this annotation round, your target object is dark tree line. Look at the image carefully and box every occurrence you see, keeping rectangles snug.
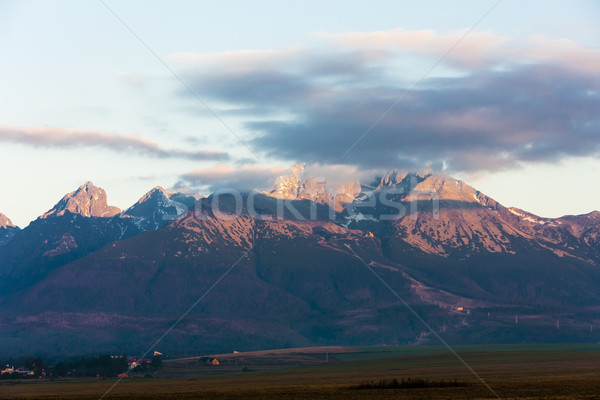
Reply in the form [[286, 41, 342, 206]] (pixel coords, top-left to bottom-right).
[[59, 354, 129, 377], [1, 354, 163, 379]]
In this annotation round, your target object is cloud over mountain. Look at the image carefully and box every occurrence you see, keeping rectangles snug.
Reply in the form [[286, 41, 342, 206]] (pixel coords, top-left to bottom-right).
[[178, 164, 287, 191], [177, 163, 376, 193]]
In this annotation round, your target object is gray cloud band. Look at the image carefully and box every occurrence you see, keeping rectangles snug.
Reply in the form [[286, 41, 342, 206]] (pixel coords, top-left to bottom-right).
[[0, 126, 229, 161], [179, 48, 599, 173]]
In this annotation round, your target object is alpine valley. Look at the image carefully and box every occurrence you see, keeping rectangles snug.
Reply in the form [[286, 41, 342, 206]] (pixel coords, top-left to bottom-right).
[[1, 168, 600, 357]]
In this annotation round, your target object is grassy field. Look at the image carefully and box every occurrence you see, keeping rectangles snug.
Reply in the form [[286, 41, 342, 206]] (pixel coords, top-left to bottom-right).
[[2, 344, 600, 399]]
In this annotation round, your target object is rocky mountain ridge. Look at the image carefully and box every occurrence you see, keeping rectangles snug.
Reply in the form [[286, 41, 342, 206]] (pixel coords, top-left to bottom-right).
[[0, 213, 15, 228], [266, 164, 362, 211], [41, 181, 121, 219], [122, 186, 197, 231], [1, 169, 599, 355]]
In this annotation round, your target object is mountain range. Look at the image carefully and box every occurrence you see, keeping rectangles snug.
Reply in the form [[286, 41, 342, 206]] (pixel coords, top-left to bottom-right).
[[1, 169, 599, 357]]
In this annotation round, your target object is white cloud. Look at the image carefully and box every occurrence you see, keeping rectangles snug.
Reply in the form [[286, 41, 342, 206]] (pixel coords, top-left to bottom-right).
[[179, 164, 287, 191], [321, 28, 600, 73]]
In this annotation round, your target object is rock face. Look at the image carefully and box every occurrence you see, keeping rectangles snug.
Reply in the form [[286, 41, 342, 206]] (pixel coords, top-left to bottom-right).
[[0, 213, 19, 246], [267, 164, 361, 211], [0, 213, 15, 228], [42, 181, 121, 218]]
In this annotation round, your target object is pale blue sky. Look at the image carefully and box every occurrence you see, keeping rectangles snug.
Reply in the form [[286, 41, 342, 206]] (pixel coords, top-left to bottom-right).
[[0, 0, 599, 227]]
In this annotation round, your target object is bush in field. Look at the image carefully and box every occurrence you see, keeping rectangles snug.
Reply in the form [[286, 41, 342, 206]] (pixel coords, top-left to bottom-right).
[[151, 355, 163, 371], [351, 377, 466, 389]]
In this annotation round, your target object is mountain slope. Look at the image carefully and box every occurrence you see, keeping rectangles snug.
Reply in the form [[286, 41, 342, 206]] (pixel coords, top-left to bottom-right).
[[0, 212, 141, 293], [1, 210, 435, 355], [0, 213, 20, 246], [0, 184, 202, 293], [0, 183, 139, 293]]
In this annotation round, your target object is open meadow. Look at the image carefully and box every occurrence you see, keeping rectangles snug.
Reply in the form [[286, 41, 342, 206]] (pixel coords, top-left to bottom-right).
[[2, 344, 600, 399]]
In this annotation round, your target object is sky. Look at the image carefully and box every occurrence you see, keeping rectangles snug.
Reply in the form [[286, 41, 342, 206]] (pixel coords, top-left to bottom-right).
[[0, 0, 599, 227]]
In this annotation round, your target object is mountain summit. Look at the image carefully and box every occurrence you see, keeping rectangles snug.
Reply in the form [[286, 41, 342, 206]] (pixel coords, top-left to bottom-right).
[[0, 213, 15, 228], [123, 186, 197, 231], [266, 164, 361, 211], [41, 181, 121, 218]]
